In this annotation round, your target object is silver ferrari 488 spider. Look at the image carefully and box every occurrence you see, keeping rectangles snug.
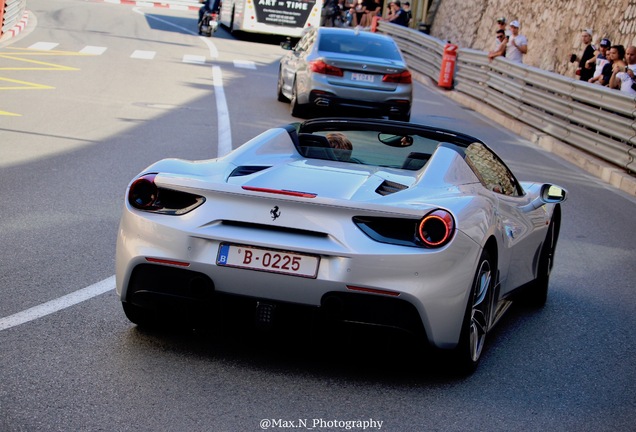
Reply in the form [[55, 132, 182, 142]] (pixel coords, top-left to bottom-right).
[[116, 118, 566, 373]]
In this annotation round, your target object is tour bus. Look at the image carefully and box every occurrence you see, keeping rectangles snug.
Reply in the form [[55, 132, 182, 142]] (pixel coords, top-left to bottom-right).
[[218, 0, 323, 38]]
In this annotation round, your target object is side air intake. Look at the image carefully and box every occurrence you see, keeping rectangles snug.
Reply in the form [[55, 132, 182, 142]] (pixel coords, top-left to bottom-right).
[[229, 166, 271, 177], [375, 180, 408, 196]]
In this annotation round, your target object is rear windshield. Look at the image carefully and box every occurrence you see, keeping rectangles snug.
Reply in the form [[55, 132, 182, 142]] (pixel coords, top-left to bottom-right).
[[297, 129, 441, 171], [318, 35, 403, 61]]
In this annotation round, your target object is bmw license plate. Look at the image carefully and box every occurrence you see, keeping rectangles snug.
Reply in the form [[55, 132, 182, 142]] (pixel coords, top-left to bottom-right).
[[351, 72, 375, 82], [217, 243, 320, 278]]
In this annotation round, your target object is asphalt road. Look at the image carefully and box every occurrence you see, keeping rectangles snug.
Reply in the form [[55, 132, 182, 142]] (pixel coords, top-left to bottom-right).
[[1, 1, 635, 431]]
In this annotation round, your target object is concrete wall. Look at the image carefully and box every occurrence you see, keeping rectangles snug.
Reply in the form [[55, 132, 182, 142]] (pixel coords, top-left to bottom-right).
[[429, 0, 636, 76]]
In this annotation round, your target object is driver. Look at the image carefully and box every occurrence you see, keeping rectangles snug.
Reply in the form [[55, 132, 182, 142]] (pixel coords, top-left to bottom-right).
[[326, 132, 353, 161]]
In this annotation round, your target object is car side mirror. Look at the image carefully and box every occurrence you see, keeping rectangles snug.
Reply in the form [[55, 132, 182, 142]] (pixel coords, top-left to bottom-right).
[[541, 184, 567, 203], [521, 184, 567, 212]]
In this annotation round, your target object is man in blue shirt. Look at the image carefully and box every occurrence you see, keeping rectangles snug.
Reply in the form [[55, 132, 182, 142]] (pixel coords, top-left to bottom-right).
[[386, 0, 409, 27]]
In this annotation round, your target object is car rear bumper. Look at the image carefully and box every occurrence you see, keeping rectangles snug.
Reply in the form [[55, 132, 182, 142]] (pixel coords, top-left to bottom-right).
[[116, 206, 480, 349], [308, 90, 411, 118], [122, 262, 427, 338]]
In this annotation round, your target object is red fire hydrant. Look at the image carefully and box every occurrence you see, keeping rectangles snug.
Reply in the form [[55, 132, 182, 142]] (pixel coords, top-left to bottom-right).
[[438, 43, 458, 89]]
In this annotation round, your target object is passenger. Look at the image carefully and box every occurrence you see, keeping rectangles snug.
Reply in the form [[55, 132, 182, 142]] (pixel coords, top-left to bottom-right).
[[327, 132, 353, 161]]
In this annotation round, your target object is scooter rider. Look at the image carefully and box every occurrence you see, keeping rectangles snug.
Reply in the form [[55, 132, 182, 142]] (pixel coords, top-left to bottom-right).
[[198, 0, 218, 24]]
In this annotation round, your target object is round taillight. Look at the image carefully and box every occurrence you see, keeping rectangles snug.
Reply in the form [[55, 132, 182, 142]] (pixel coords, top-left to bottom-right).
[[128, 174, 158, 209], [417, 209, 455, 248]]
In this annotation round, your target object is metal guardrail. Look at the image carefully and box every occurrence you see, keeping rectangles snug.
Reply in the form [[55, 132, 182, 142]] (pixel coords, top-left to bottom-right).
[[1, 0, 26, 36], [378, 21, 636, 175]]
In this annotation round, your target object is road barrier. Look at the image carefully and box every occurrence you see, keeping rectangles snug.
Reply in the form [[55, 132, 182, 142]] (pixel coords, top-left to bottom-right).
[[378, 21, 636, 175], [1, 0, 26, 38]]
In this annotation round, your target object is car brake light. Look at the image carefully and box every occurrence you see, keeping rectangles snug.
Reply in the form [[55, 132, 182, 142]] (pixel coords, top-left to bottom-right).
[[309, 60, 344, 77], [383, 70, 412, 83], [417, 209, 455, 248], [129, 174, 158, 210], [128, 173, 205, 215], [242, 186, 317, 198]]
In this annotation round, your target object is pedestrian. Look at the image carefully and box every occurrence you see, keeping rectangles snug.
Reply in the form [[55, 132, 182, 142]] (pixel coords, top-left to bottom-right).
[[603, 44, 626, 89], [321, 0, 338, 27], [402, 1, 412, 25], [352, 0, 366, 27], [588, 38, 611, 85], [496, 17, 511, 39], [360, 0, 381, 27], [488, 29, 506, 60], [609, 45, 636, 95], [385, 0, 409, 27], [570, 29, 596, 81], [505, 20, 528, 63]]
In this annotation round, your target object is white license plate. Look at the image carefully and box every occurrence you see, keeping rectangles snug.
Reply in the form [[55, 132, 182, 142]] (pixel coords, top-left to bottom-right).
[[351, 72, 375, 82], [217, 243, 320, 278]]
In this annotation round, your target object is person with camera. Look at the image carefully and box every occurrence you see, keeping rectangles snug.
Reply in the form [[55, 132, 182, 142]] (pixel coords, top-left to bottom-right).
[[609, 45, 636, 95], [505, 20, 528, 63]]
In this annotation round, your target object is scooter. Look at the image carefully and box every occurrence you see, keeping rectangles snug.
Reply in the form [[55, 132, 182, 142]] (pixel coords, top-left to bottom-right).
[[198, 11, 219, 37]]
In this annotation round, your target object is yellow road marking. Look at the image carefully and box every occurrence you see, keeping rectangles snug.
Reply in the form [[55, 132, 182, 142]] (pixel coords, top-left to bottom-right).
[[0, 77, 55, 90], [0, 110, 21, 116], [0, 47, 90, 115], [0, 52, 84, 71]]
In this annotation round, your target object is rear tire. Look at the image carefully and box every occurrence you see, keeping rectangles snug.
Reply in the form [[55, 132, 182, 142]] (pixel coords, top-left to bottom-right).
[[450, 249, 494, 374], [277, 69, 289, 102], [524, 219, 557, 307], [290, 80, 308, 118]]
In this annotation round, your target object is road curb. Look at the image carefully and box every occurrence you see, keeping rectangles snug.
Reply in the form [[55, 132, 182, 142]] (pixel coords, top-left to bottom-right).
[[412, 71, 636, 197]]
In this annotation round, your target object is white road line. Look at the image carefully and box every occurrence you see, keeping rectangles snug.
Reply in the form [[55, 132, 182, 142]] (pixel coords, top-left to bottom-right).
[[28, 42, 59, 50], [0, 276, 115, 332], [80, 46, 108, 55], [130, 50, 156, 59], [213, 65, 232, 156], [0, 8, 234, 332], [132, 7, 228, 153]]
